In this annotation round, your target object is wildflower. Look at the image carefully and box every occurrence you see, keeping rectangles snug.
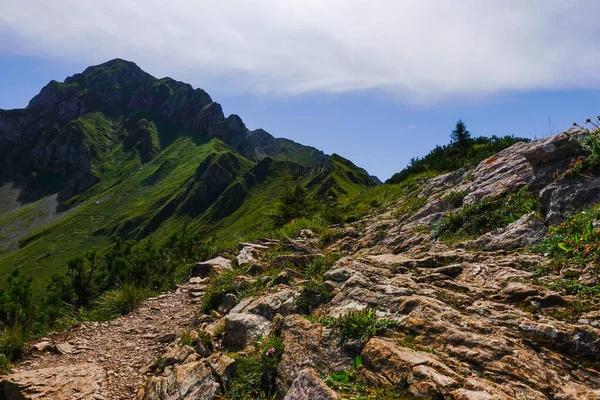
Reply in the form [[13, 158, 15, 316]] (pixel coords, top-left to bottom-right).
[[586, 118, 592, 123], [265, 347, 275, 356], [573, 122, 579, 127]]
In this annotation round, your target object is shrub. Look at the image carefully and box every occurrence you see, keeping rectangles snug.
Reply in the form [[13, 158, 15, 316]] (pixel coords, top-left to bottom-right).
[[0, 325, 25, 361], [388, 135, 529, 185], [536, 203, 600, 264], [201, 269, 237, 313], [227, 334, 284, 399], [296, 281, 333, 314], [91, 284, 152, 320], [442, 190, 468, 208], [337, 308, 396, 343], [270, 173, 313, 227]]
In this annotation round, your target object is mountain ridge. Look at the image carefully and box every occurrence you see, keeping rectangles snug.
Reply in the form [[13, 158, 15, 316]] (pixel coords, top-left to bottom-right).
[[0, 59, 377, 293], [0, 58, 336, 205]]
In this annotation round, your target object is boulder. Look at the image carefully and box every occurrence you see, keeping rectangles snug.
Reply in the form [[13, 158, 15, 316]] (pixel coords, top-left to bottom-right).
[[278, 315, 352, 384], [191, 257, 232, 278], [223, 313, 271, 351], [229, 289, 295, 321], [523, 129, 585, 167], [470, 212, 547, 251], [137, 360, 221, 400], [206, 353, 235, 389], [283, 368, 339, 400], [237, 245, 263, 268]]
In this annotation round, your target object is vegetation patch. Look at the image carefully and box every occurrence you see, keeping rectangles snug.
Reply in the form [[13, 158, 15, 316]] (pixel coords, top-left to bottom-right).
[[337, 308, 396, 344], [433, 188, 539, 242], [537, 203, 600, 264], [227, 334, 284, 399], [325, 370, 415, 399]]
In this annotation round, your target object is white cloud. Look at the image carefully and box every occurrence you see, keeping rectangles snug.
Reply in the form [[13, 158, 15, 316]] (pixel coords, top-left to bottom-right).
[[408, 125, 417, 130], [1, 0, 600, 102]]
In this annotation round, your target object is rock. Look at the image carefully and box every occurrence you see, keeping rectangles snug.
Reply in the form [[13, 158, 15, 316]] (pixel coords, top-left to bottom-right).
[[272, 268, 300, 285], [219, 293, 238, 314], [223, 313, 271, 351], [498, 282, 540, 302], [1, 363, 105, 399], [161, 344, 196, 367], [283, 368, 339, 400], [206, 353, 235, 389], [32, 341, 53, 352], [407, 364, 459, 398], [323, 267, 354, 283], [191, 257, 232, 278], [230, 289, 296, 321], [471, 212, 547, 251], [523, 129, 585, 167], [237, 245, 264, 268], [137, 360, 222, 400], [361, 338, 459, 397], [539, 177, 600, 226], [278, 315, 352, 384], [55, 342, 73, 354]]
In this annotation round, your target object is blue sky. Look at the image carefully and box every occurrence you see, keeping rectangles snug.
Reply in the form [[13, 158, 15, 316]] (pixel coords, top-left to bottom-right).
[[2, 1, 600, 180]]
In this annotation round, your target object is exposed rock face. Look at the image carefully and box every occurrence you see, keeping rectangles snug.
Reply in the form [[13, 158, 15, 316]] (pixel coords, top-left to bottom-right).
[[138, 360, 222, 400], [1, 363, 105, 399], [278, 315, 353, 385], [283, 368, 339, 400]]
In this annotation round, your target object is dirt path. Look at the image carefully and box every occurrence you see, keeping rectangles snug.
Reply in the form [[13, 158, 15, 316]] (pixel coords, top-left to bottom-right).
[[10, 284, 201, 399]]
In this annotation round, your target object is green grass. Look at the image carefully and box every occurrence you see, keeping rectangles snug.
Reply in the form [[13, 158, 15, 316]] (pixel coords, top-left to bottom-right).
[[325, 371, 415, 399], [433, 187, 539, 242], [0, 138, 228, 294]]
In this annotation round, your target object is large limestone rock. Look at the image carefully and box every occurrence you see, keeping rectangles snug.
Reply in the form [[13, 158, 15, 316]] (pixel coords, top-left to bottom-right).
[[283, 368, 339, 400], [278, 315, 353, 385], [223, 312, 271, 351], [191, 256, 232, 278], [361, 338, 460, 398], [137, 360, 221, 400], [230, 289, 296, 320], [1, 363, 105, 399]]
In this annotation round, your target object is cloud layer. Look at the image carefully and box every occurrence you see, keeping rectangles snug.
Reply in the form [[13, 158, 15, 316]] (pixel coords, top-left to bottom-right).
[[2, 0, 600, 102]]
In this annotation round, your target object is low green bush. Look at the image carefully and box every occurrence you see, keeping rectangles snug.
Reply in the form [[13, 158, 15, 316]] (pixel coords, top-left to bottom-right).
[[227, 334, 284, 399], [296, 281, 333, 314], [91, 284, 153, 320], [536, 203, 600, 264], [338, 308, 396, 343]]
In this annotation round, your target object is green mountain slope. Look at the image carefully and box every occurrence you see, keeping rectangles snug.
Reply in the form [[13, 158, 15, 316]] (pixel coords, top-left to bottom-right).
[[0, 60, 377, 293]]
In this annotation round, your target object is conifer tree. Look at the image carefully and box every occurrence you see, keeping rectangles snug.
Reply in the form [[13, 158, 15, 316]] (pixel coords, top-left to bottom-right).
[[451, 119, 471, 148]]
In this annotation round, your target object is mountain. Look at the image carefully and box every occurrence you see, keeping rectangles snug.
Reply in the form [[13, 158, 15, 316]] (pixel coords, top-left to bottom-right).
[[0, 59, 376, 292]]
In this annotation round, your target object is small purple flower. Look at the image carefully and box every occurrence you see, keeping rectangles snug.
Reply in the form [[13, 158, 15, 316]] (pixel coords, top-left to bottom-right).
[[265, 347, 275, 357]]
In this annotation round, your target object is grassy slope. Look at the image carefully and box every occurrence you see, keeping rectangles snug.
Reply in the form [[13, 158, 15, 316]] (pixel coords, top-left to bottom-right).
[[0, 138, 230, 293]]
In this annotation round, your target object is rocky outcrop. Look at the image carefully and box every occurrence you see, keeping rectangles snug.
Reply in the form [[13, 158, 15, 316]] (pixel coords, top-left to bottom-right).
[[283, 368, 339, 400], [1, 363, 105, 399]]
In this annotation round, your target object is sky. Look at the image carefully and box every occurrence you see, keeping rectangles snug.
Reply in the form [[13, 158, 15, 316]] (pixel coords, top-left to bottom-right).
[[2, 1, 600, 180]]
